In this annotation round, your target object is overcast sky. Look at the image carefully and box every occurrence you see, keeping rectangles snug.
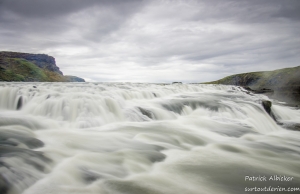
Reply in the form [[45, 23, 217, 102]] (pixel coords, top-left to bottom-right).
[[1, 0, 300, 82]]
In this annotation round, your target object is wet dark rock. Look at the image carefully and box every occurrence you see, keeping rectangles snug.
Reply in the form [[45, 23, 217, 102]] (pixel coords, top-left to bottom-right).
[[138, 107, 155, 119], [242, 86, 273, 95], [33, 86, 37, 88], [82, 170, 101, 183], [0, 139, 18, 146], [262, 100, 272, 115], [278, 122, 300, 131], [0, 174, 9, 194], [172, 82, 182, 84], [81, 168, 126, 183], [0, 146, 51, 194], [161, 102, 184, 114], [261, 100, 277, 121], [0, 146, 51, 171], [0, 129, 49, 194], [0, 130, 44, 149], [16, 96, 23, 110], [23, 138, 44, 149], [242, 86, 253, 91], [139, 151, 166, 163], [254, 88, 274, 94]]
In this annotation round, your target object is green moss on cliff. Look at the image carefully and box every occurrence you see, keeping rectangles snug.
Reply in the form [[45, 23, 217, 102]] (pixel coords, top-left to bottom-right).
[[205, 72, 263, 86], [44, 69, 67, 82], [64, 75, 85, 82], [0, 51, 85, 82], [0, 58, 66, 82], [1, 69, 25, 81]]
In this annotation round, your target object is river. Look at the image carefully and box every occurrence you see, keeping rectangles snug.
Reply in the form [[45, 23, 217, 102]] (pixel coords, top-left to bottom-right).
[[0, 82, 300, 194]]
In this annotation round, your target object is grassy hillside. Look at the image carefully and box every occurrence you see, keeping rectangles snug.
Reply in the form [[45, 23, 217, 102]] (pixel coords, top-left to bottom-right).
[[205, 66, 300, 105], [206, 66, 300, 89], [0, 57, 84, 82], [0, 58, 67, 82]]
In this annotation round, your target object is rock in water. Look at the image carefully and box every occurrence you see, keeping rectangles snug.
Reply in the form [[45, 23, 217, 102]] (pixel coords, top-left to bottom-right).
[[0, 174, 9, 194], [261, 100, 277, 121], [16, 96, 23, 110], [262, 100, 272, 115]]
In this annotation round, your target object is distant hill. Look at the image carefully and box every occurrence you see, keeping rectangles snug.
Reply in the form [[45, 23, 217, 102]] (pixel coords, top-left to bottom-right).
[[0, 51, 85, 82], [205, 66, 300, 105]]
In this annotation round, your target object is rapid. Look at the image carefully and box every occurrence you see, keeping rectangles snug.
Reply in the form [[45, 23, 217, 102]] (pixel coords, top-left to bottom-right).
[[0, 82, 300, 194]]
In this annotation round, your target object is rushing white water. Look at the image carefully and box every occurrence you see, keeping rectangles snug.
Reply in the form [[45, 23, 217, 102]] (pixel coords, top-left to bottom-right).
[[0, 82, 300, 194]]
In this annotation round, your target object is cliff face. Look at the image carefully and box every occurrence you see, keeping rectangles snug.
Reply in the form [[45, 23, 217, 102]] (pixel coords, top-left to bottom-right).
[[0, 51, 63, 75], [0, 51, 85, 82], [206, 66, 300, 105]]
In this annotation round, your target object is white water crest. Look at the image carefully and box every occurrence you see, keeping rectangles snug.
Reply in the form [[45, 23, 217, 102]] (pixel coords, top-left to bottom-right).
[[0, 82, 300, 194]]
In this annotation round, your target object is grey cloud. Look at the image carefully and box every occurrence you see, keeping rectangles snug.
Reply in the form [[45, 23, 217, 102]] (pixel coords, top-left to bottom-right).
[[0, 0, 143, 18], [272, 2, 300, 20], [0, 0, 299, 82], [0, 0, 145, 51], [185, 0, 300, 24]]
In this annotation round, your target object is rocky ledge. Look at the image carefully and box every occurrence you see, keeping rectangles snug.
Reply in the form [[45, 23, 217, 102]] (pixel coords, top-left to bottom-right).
[[0, 51, 85, 82]]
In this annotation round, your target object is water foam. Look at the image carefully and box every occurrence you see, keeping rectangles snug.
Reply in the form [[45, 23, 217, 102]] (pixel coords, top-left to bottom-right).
[[0, 83, 299, 194]]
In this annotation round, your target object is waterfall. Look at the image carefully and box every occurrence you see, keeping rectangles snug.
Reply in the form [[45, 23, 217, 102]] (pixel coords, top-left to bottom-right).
[[0, 82, 299, 194]]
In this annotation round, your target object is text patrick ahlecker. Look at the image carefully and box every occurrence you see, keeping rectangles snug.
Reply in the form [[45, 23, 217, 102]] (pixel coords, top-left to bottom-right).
[[245, 175, 293, 182], [245, 175, 299, 192]]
